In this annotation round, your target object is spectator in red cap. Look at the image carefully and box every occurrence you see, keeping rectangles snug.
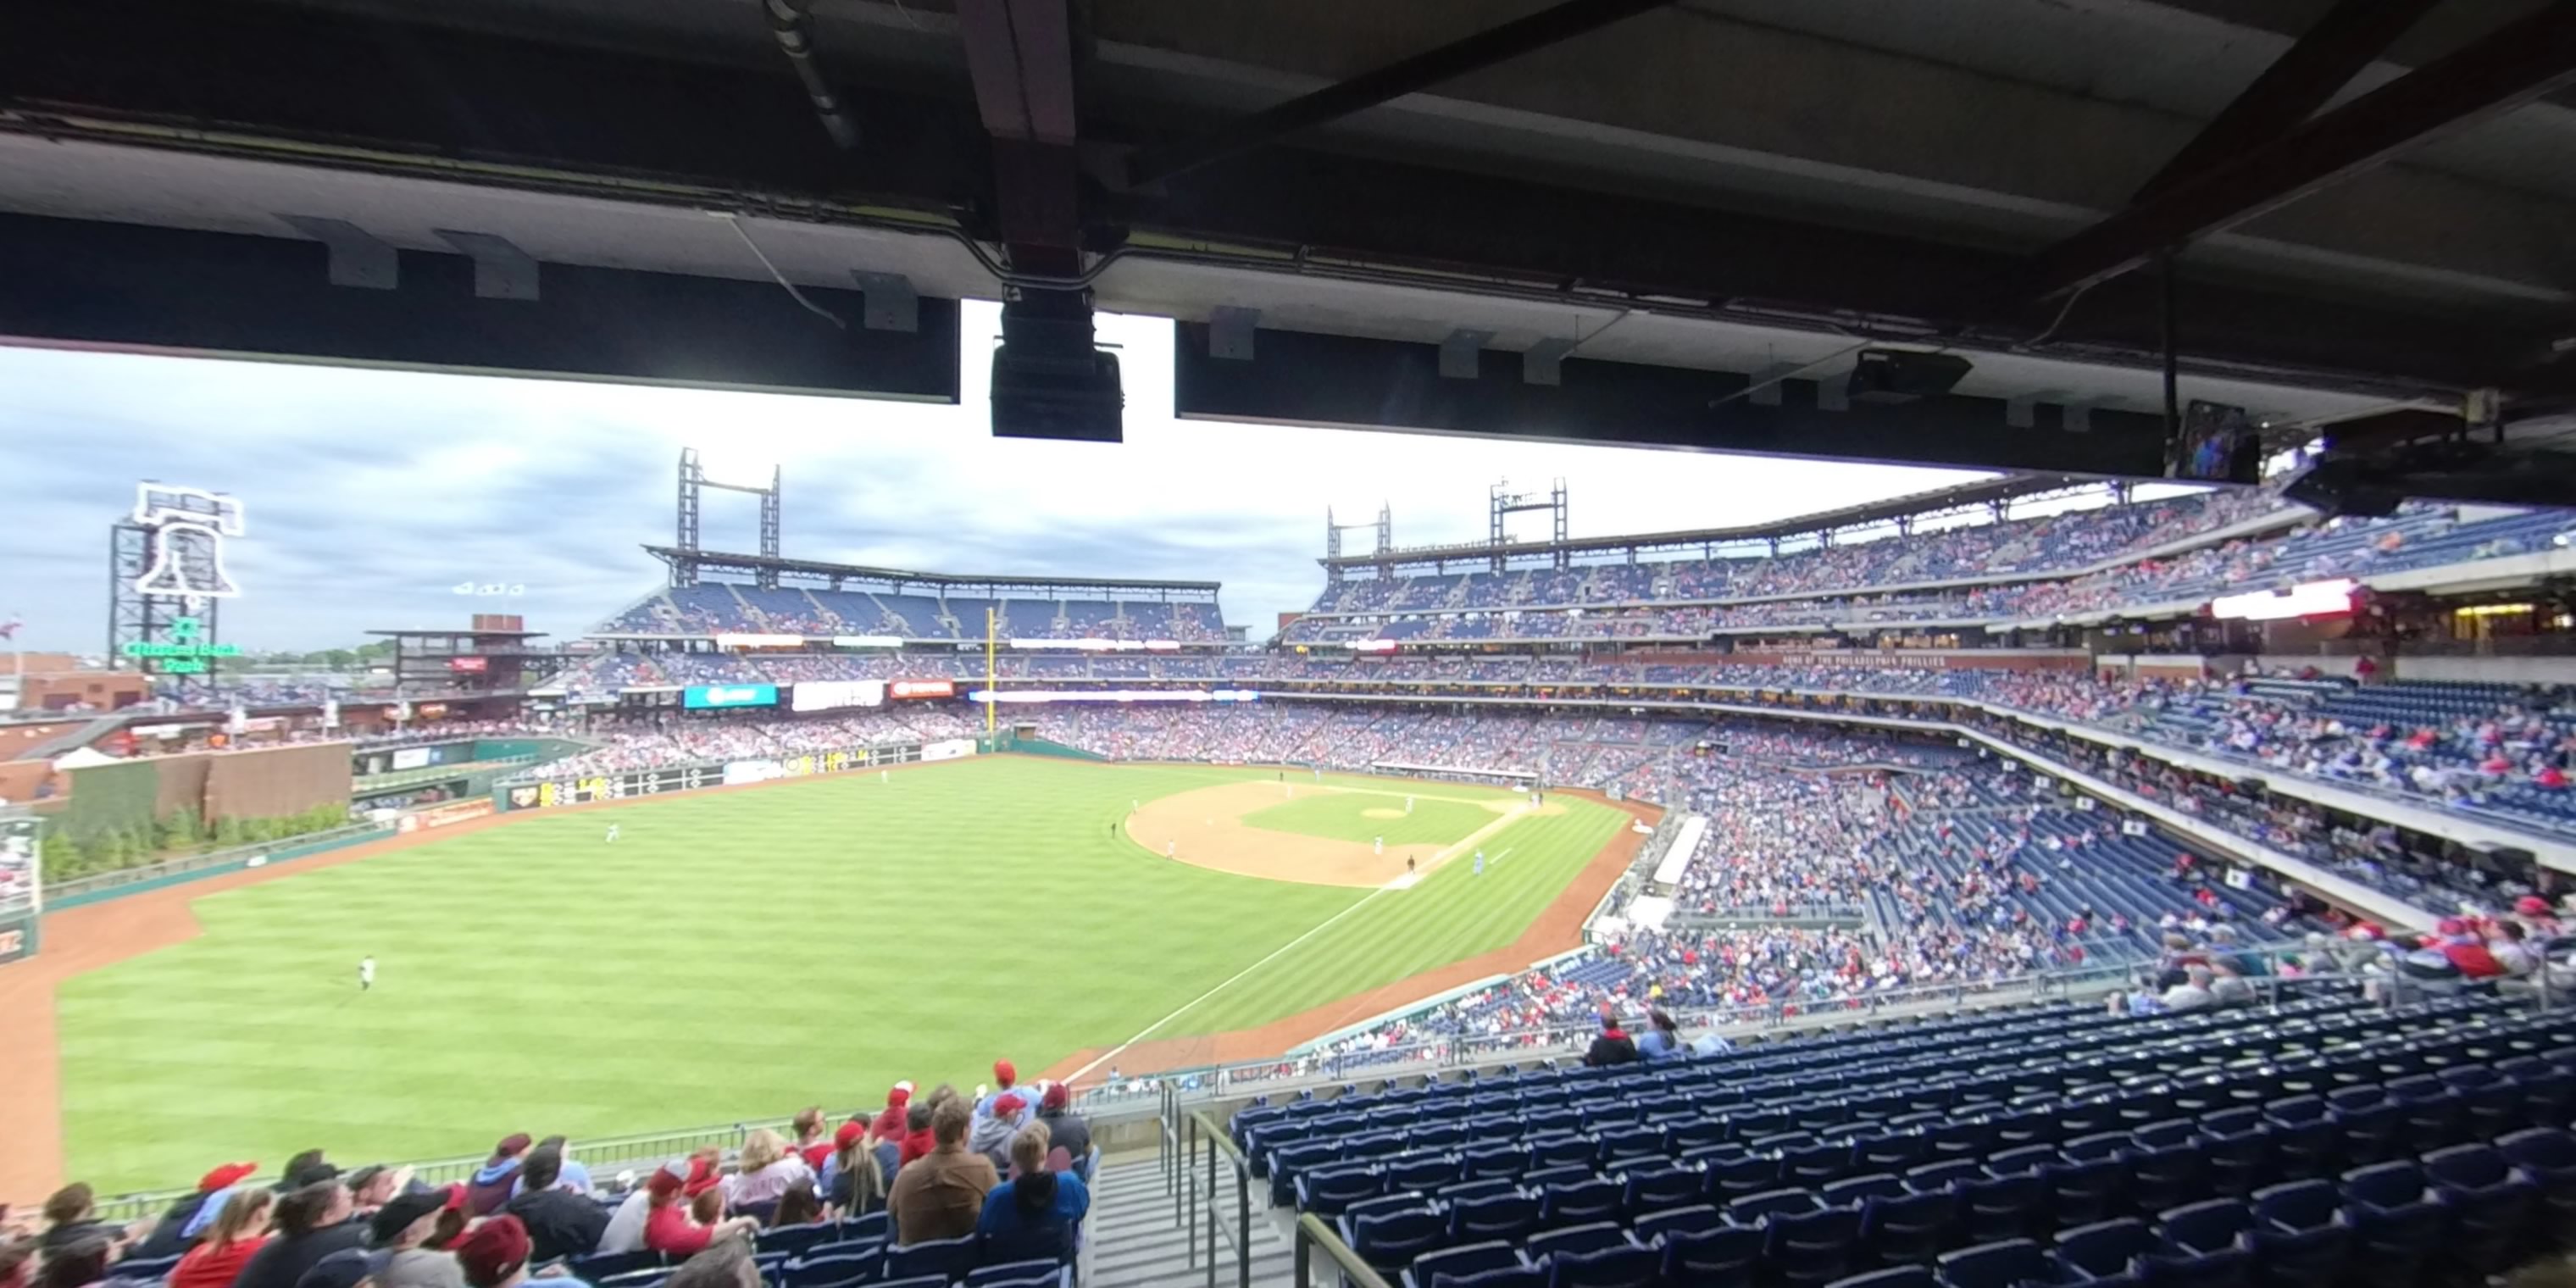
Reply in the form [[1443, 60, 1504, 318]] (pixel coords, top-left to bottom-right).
[[974, 1062, 1018, 1118], [869, 1084, 915, 1141], [168, 1188, 270, 1288], [464, 1136, 533, 1218], [451, 1215, 531, 1288], [970, 1093, 1031, 1174], [643, 1165, 758, 1256], [819, 1119, 884, 1216], [1034, 1083, 1091, 1173], [135, 1162, 259, 1259]]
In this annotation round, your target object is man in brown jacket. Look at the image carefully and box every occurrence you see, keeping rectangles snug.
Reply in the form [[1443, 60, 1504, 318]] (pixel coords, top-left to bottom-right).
[[886, 1096, 997, 1245]]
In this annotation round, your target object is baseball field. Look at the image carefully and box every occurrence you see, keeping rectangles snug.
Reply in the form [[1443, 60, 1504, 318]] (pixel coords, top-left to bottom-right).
[[36, 756, 1638, 1193]]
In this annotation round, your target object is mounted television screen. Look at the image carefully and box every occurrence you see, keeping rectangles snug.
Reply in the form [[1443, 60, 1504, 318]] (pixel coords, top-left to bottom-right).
[[2169, 400, 2262, 484]]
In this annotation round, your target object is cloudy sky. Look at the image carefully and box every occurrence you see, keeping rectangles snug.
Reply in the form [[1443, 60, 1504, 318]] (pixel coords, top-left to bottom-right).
[[0, 303, 2001, 652]]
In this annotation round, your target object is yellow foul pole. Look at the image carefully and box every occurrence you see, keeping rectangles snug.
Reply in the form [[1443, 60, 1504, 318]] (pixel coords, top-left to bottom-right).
[[984, 606, 997, 734]]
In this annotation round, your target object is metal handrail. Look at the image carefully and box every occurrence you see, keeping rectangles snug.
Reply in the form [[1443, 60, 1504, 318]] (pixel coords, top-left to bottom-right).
[[1180, 1108, 1252, 1288], [1292, 1213, 1393, 1288]]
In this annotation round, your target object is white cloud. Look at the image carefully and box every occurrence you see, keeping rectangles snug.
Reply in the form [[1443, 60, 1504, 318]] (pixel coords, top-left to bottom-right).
[[0, 303, 1993, 652]]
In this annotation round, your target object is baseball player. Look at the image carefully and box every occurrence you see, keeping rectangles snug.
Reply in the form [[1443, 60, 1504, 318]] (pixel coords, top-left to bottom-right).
[[358, 955, 375, 992]]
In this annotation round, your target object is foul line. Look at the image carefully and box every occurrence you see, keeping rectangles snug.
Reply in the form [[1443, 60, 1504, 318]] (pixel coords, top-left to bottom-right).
[[1066, 802, 1547, 1083], [1065, 882, 1398, 1085]]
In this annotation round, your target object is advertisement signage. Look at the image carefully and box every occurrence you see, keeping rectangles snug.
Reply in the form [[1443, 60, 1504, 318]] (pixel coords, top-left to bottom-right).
[[791, 680, 887, 713], [967, 688, 1259, 704], [447, 656, 489, 674], [714, 633, 805, 648], [832, 635, 905, 649], [390, 747, 433, 771], [2210, 579, 2357, 622], [683, 684, 780, 709], [889, 679, 955, 700]]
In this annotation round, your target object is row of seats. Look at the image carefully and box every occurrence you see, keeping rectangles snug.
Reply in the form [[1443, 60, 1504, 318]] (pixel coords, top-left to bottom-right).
[[1246, 995, 2576, 1288], [558, 1208, 1073, 1288]]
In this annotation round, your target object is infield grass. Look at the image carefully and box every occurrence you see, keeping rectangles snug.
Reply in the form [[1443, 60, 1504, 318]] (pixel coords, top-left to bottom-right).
[[1240, 790, 1494, 847], [53, 758, 1622, 1191]]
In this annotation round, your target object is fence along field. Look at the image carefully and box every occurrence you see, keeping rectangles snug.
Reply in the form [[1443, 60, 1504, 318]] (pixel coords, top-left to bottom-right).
[[44, 757, 1625, 1191]]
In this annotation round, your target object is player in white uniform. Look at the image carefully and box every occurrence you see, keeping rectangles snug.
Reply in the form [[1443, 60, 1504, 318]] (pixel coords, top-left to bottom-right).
[[605, 823, 619, 843], [358, 955, 375, 991], [1374, 836, 1385, 856]]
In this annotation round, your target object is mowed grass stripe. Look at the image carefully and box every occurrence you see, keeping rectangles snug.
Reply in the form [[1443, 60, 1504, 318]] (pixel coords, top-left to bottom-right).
[[53, 760, 1618, 1191]]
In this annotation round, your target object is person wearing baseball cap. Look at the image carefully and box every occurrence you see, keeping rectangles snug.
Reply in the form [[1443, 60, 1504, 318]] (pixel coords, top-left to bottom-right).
[[969, 1091, 1031, 1174], [973, 1061, 1018, 1119], [1033, 1083, 1091, 1173], [367, 1186, 466, 1288], [134, 1162, 260, 1260], [819, 1119, 885, 1216], [452, 1216, 537, 1288], [464, 1135, 533, 1219], [501, 1147, 608, 1264], [640, 1165, 758, 1257]]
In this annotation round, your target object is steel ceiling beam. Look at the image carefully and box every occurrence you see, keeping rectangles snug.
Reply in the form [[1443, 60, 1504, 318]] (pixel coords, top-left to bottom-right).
[[2132, 0, 2446, 200], [2024, 0, 2576, 301], [956, 0, 1087, 274], [1124, 0, 1676, 187]]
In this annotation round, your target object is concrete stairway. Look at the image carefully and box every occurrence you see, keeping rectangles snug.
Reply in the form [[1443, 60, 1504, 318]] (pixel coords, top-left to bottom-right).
[[1085, 1155, 1296, 1288]]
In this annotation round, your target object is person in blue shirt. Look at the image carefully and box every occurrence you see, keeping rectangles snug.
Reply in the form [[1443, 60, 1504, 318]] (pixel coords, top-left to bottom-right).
[[975, 1126, 1088, 1252], [1634, 1008, 1689, 1063]]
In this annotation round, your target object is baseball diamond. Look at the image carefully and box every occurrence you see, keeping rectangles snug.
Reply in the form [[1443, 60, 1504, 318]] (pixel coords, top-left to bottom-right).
[[31, 757, 1632, 1192]]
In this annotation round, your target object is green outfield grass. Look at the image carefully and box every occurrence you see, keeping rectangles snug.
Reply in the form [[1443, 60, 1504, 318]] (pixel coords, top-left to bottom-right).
[[1240, 789, 1495, 847], [53, 758, 1623, 1191]]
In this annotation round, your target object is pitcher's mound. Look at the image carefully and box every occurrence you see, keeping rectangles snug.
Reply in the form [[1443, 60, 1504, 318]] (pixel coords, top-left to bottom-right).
[[1361, 807, 1406, 819]]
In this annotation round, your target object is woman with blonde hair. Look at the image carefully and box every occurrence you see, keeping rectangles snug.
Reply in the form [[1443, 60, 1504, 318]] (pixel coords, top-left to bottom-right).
[[720, 1130, 812, 1213], [168, 1189, 272, 1288]]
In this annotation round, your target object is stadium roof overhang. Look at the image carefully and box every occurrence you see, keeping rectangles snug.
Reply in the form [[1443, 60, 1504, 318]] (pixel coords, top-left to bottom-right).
[[645, 546, 1222, 593], [7, 0, 2576, 491]]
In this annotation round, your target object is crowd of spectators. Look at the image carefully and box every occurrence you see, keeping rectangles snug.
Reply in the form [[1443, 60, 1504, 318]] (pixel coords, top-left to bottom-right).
[[1289, 494, 2576, 642], [2, 1070, 1098, 1288], [594, 584, 1228, 645], [526, 710, 979, 780]]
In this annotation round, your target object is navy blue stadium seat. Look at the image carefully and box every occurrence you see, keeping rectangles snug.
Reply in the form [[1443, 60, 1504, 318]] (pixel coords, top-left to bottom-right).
[[2049, 1219, 2153, 1287], [963, 1259, 1063, 1288], [1631, 1204, 1725, 1243], [2421, 1142, 2540, 1275], [1402, 1241, 1521, 1288], [1541, 1242, 1657, 1288], [1763, 1203, 1862, 1287], [2496, 1126, 2576, 1231], [1934, 1238, 2048, 1288], [572, 1251, 666, 1282], [1657, 1224, 1762, 1288], [1296, 1163, 1382, 1217], [1346, 1205, 1446, 1275], [1857, 1186, 1956, 1267], [1535, 1178, 1620, 1227], [1821, 1269, 1933, 1288], [2336, 1162, 2444, 1288], [882, 1234, 976, 1283], [1524, 1224, 1629, 1263], [1446, 1192, 1541, 1245], [1618, 1164, 1702, 1220], [758, 1222, 840, 1257]]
